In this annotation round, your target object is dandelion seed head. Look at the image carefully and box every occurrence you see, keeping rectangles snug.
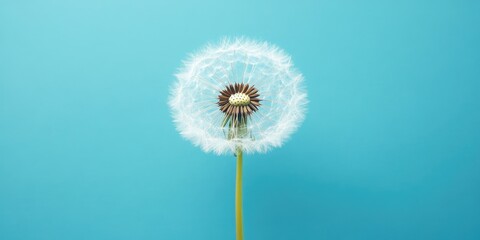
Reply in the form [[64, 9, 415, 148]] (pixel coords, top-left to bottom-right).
[[169, 38, 307, 155]]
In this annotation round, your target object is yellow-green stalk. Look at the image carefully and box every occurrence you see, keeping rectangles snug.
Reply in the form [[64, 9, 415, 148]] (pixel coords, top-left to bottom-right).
[[235, 147, 244, 240]]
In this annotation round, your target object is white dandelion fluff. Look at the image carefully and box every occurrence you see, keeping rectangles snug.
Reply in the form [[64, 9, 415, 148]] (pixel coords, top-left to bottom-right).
[[169, 38, 308, 155]]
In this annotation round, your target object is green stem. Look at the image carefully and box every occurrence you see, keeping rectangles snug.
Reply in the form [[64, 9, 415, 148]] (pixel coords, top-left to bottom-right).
[[235, 148, 244, 240]]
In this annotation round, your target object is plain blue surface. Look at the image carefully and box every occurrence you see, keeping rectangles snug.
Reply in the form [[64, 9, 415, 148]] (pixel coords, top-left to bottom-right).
[[1, 0, 479, 239]]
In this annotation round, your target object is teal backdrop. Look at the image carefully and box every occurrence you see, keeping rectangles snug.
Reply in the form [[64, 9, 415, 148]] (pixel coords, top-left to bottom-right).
[[1, 1, 479, 239]]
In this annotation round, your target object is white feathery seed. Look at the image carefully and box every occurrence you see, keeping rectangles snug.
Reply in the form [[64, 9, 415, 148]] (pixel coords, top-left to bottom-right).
[[169, 38, 307, 155]]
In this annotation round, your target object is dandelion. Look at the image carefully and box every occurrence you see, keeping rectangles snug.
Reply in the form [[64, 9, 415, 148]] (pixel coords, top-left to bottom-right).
[[169, 38, 307, 240]]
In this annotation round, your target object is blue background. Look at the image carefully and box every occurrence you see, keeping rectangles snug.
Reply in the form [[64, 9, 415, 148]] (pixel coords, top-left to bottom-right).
[[1, 0, 479, 239]]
